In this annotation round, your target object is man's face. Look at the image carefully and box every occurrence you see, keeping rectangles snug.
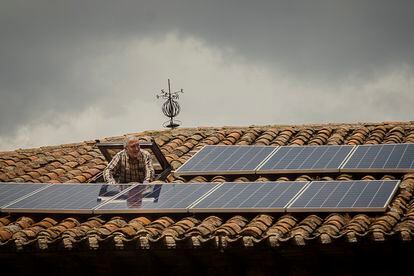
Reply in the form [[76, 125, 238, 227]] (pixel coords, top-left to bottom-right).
[[126, 140, 141, 158]]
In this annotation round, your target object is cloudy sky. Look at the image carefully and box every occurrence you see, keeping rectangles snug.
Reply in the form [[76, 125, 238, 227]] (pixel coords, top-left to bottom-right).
[[1, 0, 413, 150]]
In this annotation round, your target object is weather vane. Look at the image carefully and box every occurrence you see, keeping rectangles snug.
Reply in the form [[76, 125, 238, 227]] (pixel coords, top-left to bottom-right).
[[156, 79, 183, 129]]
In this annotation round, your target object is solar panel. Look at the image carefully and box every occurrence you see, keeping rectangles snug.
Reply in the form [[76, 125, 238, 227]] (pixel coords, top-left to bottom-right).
[[287, 180, 400, 212], [3, 184, 130, 214], [341, 143, 414, 172], [174, 145, 277, 176], [190, 181, 308, 212], [0, 183, 49, 209], [257, 145, 355, 173], [94, 183, 220, 214]]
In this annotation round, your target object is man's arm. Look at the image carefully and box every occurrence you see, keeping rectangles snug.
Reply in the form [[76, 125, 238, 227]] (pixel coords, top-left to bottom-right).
[[103, 152, 122, 185], [143, 151, 155, 182]]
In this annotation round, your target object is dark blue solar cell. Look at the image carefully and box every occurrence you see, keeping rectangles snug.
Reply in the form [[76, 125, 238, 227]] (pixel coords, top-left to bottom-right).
[[371, 145, 393, 168], [288, 180, 399, 212], [341, 144, 414, 172], [191, 182, 307, 212], [4, 184, 128, 213], [398, 144, 414, 168], [284, 147, 310, 170], [0, 183, 48, 209], [369, 181, 397, 207], [322, 182, 351, 208], [336, 182, 366, 208], [299, 147, 322, 169], [203, 147, 238, 171], [359, 146, 380, 167], [305, 182, 338, 208], [95, 183, 218, 213], [228, 146, 275, 171], [311, 146, 350, 169], [385, 144, 406, 168], [352, 181, 382, 208], [310, 147, 333, 169]]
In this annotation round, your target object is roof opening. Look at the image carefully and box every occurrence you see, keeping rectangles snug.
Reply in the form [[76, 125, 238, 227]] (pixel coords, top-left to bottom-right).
[[92, 140, 171, 182]]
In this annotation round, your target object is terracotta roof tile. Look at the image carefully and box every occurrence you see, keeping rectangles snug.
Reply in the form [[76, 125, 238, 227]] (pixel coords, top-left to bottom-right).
[[0, 217, 11, 227], [223, 130, 243, 144], [162, 217, 199, 239], [214, 216, 249, 237], [266, 215, 298, 239], [315, 214, 349, 243], [239, 214, 273, 238], [187, 216, 223, 237]]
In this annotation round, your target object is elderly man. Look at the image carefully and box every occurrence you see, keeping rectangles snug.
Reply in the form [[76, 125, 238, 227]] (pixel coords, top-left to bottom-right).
[[103, 136, 154, 185]]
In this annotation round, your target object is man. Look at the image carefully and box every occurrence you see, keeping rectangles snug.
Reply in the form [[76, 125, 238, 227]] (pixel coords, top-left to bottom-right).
[[103, 136, 154, 185]]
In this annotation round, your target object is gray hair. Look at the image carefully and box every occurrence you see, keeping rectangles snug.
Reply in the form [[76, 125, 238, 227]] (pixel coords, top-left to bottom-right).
[[124, 135, 140, 148]]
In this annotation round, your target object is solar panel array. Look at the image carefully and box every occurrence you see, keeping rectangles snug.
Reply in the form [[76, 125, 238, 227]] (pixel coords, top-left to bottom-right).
[[287, 180, 400, 212], [0, 180, 400, 214], [258, 145, 354, 173], [95, 183, 219, 214], [174, 143, 414, 176], [175, 145, 276, 175], [1, 144, 411, 214], [191, 181, 307, 212], [2, 184, 131, 214]]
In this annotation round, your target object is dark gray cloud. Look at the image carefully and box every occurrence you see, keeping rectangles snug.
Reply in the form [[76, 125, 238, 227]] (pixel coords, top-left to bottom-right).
[[1, 0, 414, 150]]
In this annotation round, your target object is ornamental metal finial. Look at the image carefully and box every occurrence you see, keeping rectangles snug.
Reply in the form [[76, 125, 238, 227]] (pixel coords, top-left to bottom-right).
[[156, 79, 183, 129]]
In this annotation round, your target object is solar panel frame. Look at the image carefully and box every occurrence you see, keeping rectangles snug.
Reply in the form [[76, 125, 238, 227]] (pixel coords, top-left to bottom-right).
[[3, 184, 130, 214], [94, 182, 222, 214], [286, 180, 400, 212], [189, 181, 309, 213], [340, 143, 414, 173], [0, 183, 50, 210], [174, 145, 278, 176], [257, 145, 356, 174]]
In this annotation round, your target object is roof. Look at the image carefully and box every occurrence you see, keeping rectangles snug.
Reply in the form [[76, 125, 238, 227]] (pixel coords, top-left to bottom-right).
[[1, 121, 414, 253]]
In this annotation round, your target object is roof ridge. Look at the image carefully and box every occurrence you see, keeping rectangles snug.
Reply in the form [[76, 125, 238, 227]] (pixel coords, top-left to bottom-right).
[[1, 120, 413, 153]]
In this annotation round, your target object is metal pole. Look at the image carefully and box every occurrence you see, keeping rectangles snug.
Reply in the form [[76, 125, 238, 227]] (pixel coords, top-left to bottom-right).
[[168, 79, 173, 126]]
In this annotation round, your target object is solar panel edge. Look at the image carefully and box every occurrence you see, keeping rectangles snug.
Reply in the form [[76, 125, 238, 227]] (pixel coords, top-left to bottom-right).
[[257, 168, 341, 174], [94, 208, 190, 214], [286, 207, 387, 213], [340, 168, 414, 173], [381, 179, 401, 210], [189, 207, 286, 213], [174, 170, 258, 176], [2, 208, 94, 214]]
